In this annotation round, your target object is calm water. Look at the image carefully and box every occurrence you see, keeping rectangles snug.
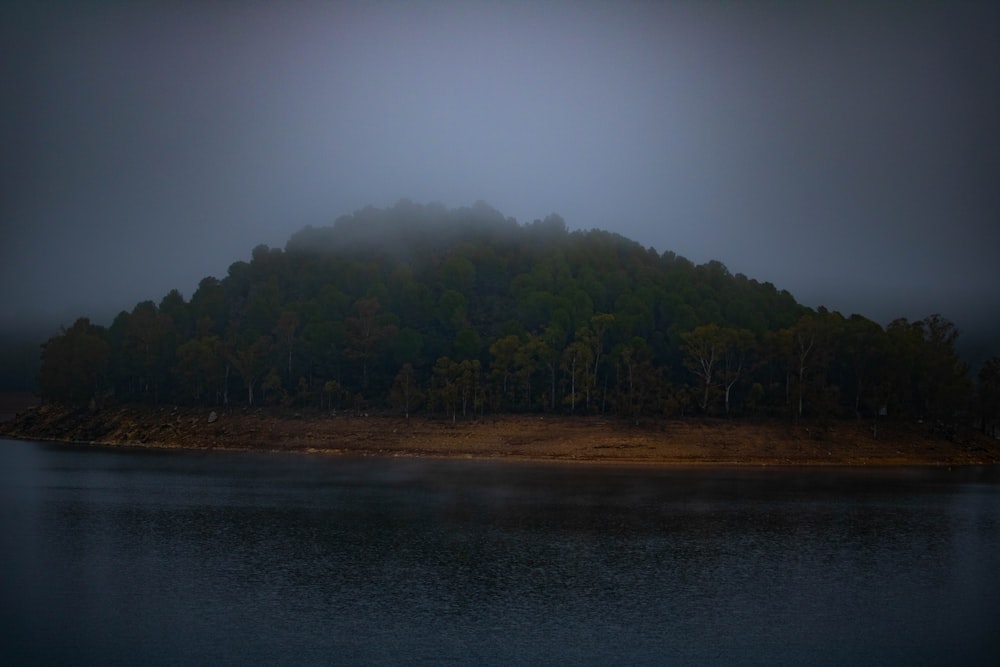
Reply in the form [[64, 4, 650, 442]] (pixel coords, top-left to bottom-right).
[[1, 438, 999, 666]]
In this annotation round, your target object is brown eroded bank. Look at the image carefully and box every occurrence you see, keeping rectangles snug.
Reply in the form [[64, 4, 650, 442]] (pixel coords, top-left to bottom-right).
[[2, 401, 999, 466]]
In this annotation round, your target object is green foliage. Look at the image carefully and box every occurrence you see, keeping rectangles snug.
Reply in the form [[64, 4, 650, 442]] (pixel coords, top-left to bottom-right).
[[34, 201, 991, 428]]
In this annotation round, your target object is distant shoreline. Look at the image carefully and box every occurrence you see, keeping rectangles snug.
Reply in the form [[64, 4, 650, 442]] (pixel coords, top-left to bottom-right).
[[2, 402, 998, 467]]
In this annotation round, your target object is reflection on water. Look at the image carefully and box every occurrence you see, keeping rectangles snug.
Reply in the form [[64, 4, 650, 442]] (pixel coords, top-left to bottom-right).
[[2, 438, 999, 665]]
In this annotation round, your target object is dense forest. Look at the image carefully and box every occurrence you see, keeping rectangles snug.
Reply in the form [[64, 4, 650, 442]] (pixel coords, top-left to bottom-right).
[[37, 201, 1000, 433]]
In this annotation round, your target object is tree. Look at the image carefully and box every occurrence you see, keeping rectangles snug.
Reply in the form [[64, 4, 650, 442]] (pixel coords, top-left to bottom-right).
[[391, 327, 425, 368], [453, 327, 483, 363], [885, 315, 971, 421], [613, 337, 663, 423], [514, 335, 544, 411], [174, 335, 225, 405], [681, 323, 722, 413], [389, 363, 423, 418], [782, 311, 840, 421], [560, 314, 614, 414], [719, 328, 754, 416], [919, 314, 972, 420], [159, 289, 192, 340], [885, 318, 923, 417], [682, 324, 755, 415], [29, 202, 987, 421], [431, 357, 461, 422], [273, 310, 300, 382], [789, 317, 815, 419], [456, 359, 482, 418], [839, 315, 888, 419], [39, 318, 110, 404], [122, 301, 173, 404], [323, 379, 346, 412], [260, 367, 284, 405], [977, 357, 1000, 437], [588, 313, 615, 412], [226, 335, 273, 406], [539, 326, 565, 411], [561, 339, 593, 413], [345, 297, 397, 392], [301, 319, 344, 392], [489, 335, 520, 411], [189, 277, 227, 336]]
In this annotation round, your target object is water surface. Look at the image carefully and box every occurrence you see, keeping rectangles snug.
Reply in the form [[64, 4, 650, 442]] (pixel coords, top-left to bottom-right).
[[2, 438, 998, 665]]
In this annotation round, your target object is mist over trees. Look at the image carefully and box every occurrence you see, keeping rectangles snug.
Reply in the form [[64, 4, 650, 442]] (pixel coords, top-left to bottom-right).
[[36, 201, 997, 431]]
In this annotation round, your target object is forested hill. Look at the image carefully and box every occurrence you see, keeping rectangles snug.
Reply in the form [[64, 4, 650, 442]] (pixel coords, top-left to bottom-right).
[[37, 201, 1000, 429]]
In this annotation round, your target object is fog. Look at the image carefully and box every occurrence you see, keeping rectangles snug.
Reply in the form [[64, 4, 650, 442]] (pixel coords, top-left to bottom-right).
[[3, 1, 998, 345]]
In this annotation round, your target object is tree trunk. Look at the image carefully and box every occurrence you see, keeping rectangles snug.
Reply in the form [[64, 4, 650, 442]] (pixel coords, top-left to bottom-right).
[[549, 362, 556, 412], [570, 357, 576, 413]]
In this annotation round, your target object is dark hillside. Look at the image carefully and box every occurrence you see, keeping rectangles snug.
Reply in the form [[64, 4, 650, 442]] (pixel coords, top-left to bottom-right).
[[25, 201, 998, 435]]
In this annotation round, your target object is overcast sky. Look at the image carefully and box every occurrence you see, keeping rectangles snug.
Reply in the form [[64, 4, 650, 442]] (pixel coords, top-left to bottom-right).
[[3, 1, 998, 344]]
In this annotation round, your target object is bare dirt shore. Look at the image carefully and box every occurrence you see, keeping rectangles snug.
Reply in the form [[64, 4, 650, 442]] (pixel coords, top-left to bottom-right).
[[2, 401, 999, 466]]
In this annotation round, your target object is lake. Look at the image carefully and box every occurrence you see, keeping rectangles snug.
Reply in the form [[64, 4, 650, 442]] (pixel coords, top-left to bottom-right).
[[1, 437, 998, 665]]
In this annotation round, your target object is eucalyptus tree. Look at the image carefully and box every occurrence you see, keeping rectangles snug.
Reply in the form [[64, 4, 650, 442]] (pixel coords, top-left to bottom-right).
[[781, 311, 842, 420], [918, 314, 972, 420], [225, 334, 272, 407], [174, 334, 225, 405], [838, 314, 888, 419], [682, 324, 755, 415], [613, 337, 663, 423], [560, 338, 590, 413], [273, 310, 301, 382], [389, 362, 423, 418], [681, 323, 722, 413], [122, 300, 174, 404], [345, 297, 397, 394], [719, 328, 754, 416], [431, 357, 461, 422], [489, 335, 520, 411]]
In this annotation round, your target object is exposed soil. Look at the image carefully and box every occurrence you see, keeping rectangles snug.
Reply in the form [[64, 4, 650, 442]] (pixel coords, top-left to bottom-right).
[[2, 400, 998, 466]]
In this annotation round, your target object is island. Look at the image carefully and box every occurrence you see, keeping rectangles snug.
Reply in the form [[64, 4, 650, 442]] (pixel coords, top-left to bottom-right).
[[6, 202, 998, 465]]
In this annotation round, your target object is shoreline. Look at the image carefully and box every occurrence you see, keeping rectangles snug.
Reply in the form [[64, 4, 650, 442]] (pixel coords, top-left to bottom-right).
[[3, 402, 999, 467]]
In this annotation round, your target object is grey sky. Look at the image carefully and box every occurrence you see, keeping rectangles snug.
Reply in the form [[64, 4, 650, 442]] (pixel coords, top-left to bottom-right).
[[2, 1, 998, 344]]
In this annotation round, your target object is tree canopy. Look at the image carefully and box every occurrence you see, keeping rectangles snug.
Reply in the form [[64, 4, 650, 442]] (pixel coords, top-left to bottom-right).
[[36, 201, 994, 429]]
